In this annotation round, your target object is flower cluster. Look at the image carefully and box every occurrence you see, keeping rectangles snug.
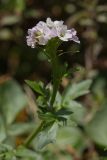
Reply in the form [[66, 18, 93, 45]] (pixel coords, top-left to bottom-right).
[[26, 18, 80, 48]]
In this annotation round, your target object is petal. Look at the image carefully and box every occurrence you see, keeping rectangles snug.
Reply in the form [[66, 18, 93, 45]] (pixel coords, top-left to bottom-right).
[[71, 35, 80, 43], [46, 18, 54, 27], [59, 36, 68, 41], [70, 28, 77, 35], [54, 20, 64, 27]]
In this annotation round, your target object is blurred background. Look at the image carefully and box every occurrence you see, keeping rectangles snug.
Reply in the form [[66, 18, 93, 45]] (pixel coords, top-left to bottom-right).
[[0, 0, 107, 159]]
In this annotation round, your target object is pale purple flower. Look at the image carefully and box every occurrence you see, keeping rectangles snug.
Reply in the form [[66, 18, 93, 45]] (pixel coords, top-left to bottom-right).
[[26, 21, 52, 48], [60, 29, 80, 43], [46, 18, 80, 43], [26, 18, 80, 48]]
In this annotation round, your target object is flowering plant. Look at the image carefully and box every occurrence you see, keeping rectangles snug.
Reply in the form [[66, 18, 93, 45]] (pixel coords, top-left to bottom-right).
[[24, 18, 91, 150], [0, 18, 92, 159], [26, 18, 80, 48]]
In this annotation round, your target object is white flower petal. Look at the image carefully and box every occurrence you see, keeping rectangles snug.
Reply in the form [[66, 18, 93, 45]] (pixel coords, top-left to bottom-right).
[[26, 18, 80, 48], [71, 36, 80, 43], [46, 18, 54, 27]]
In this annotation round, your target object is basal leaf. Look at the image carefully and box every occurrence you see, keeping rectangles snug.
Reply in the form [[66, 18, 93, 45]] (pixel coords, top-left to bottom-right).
[[62, 79, 92, 102], [86, 102, 107, 147], [15, 146, 42, 160], [0, 79, 28, 124], [8, 123, 35, 136], [56, 126, 84, 150]]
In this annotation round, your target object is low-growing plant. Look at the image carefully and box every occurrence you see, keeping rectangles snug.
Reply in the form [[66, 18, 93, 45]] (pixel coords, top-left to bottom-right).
[[0, 18, 92, 160]]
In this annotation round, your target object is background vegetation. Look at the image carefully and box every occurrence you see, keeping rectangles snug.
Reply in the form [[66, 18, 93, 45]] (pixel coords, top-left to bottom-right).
[[0, 0, 107, 159]]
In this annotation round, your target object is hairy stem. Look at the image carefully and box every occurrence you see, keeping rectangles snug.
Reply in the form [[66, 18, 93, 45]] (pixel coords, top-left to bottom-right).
[[44, 38, 62, 108], [24, 121, 44, 147], [50, 53, 60, 107], [50, 78, 59, 107]]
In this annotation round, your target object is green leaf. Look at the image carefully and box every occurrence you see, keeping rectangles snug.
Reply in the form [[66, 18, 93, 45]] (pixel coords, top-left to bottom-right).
[[0, 117, 6, 142], [86, 103, 107, 147], [0, 144, 14, 160], [2, 152, 16, 160], [38, 112, 56, 122], [55, 108, 73, 116], [0, 79, 28, 124], [63, 101, 86, 123], [15, 146, 42, 160], [25, 80, 45, 96], [62, 79, 92, 102], [8, 123, 35, 136], [0, 144, 13, 153], [55, 108, 73, 123], [33, 122, 58, 150], [56, 126, 84, 150]]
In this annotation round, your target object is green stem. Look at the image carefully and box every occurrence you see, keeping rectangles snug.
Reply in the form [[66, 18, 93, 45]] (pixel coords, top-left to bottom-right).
[[50, 54, 60, 107], [44, 38, 62, 108], [24, 121, 44, 147], [50, 79, 59, 107]]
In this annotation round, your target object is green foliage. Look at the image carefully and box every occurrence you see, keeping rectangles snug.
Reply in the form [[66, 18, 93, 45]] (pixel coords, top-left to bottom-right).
[[0, 144, 15, 160], [62, 79, 92, 102], [1, 0, 107, 159], [0, 79, 35, 144], [15, 146, 42, 160], [33, 122, 58, 150], [0, 144, 42, 160], [0, 79, 27, 124], [0, 116, 6, 142], [61, 80, 92, 123], [44, 38, 67, 106], [56, 126, 84, 150], [8, 123, 35, 136], [25, 80, 46, 96], [24, 78, 92, 151], [65, 100, 86, 123], [86, 102, 107, 147], [1, 0, 25, 13]]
